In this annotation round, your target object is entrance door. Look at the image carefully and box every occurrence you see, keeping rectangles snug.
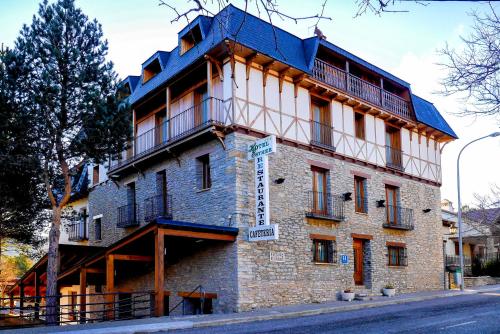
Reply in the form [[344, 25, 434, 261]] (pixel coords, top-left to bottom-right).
[[353, 239, 363, 285]]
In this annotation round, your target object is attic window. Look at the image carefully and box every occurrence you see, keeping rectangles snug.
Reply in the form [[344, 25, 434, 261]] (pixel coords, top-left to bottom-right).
[[180, 25, 202, 55], [143, 58, 161, 83]]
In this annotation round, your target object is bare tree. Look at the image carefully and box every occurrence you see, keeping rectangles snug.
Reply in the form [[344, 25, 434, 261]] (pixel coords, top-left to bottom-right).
[[440, 4, 499, 119], [462, 184, 500, 237]]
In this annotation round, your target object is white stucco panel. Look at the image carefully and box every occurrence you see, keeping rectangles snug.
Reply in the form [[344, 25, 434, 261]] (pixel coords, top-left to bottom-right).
[[265, 75, 280, 111], [248, 68, 263, 105], [296, 87, 310, 121]]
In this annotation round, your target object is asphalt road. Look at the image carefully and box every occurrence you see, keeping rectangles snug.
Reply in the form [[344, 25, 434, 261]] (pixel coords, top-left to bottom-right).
[[168, 288, 500, 334]]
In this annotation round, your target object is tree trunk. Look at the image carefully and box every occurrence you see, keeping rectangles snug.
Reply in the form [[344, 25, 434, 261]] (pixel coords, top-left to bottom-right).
[[45, 206, 62, 326]]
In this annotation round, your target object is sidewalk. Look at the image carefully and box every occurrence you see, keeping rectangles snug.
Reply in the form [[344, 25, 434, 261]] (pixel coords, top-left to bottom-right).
[[10, 284, 500, 334]]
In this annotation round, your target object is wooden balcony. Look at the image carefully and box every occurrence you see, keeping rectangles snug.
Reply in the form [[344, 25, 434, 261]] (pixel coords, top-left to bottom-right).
[[110, 97, 225, 173], [312, 59, 413, 120]]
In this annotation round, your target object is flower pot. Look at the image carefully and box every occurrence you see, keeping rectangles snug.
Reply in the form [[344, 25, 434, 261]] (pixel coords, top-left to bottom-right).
[[382, 288, 396, 297], [341, 291, 355, 301]]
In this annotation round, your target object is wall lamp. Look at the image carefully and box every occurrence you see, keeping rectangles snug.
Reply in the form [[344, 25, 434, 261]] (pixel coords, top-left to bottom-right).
[[376, 200, 385, 208], [422, 208, 432, 213], [343, 192, 352, 201], [274, 178, 285, 184]]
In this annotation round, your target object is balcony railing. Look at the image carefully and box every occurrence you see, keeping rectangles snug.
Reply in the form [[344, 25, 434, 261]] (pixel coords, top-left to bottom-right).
[[312, 59, 413, 120], [67, 221, 87, 241], [110, 97, 225, 171], [384, 205, 414, 230], [446, 255, 472, 267], [117, 204, 139, 228], [144, 195, 173, 222], [385, 146, 404, 171], [305, 191, 345, 221], [310, 121, 335, 150]]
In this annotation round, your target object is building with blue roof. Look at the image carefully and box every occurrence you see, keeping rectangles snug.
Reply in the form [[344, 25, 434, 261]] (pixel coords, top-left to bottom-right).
[[10, 4, 458, 322]]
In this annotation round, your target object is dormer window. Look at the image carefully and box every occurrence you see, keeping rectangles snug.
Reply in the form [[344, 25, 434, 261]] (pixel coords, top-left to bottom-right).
[[180, 24, 202, 55], [143, 58, 161, 83]]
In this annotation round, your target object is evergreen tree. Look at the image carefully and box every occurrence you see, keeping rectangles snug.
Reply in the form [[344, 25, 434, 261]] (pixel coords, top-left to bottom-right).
[[0, 48, 45, 258], [6, 0, 131, 324]]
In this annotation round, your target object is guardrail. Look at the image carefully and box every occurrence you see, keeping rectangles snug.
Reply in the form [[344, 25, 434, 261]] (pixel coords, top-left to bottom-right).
[[384, 205, 414, 230], [305, 191, 345, 221]]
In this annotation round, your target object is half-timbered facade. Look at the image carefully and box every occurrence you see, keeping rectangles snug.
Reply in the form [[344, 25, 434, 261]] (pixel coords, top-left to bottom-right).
[[8, 5, 457, 323]]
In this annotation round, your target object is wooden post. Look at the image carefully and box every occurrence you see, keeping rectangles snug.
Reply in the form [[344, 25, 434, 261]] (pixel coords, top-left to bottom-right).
[[154, 229, 165, 316], [9, 293, 14, 314], [380, 78, 384, 107], [34, 271, 40, 319], [207, 60, 213, 120], [345, 61, 350, 92], [19, 283, 24, 318], [79, 267, 87, 324], [106, 255, 114, 320]]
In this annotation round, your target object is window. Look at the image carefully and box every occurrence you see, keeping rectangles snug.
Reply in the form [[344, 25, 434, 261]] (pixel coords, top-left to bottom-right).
[[385, 185, 400, 224], [354, 176, 367, 213], [385, 125, 402, 169], [126, 182, 137, 223], [94, 218, 102, 241], [312, 238, 337, 263], [143, 58, 161, 83], [155, 170, 168, 216], [92, 165, 100, 185], [388, 245, 407, 266], [454, 242, 460, 256], [180, 25, 202, 54], [311, 98, 332, 147], [311, 166, 328, 215], [197, 154, 211, 190], [354, 113, 365, 140]]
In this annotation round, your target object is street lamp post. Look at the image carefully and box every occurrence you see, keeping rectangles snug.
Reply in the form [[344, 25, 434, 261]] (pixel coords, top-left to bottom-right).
[[456, 131, 500, 291]]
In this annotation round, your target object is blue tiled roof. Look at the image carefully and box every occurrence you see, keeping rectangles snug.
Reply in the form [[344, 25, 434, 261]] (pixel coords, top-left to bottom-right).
[[412, 94, 458, 138], [127, 4, 456, 138]]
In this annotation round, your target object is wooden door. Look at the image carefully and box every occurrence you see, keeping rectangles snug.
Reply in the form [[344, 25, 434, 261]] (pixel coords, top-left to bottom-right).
[[353, 239, 363, 285]]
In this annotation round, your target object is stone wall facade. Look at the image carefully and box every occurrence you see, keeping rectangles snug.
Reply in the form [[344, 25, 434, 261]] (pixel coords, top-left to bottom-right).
[[87, 131, 444, 313]]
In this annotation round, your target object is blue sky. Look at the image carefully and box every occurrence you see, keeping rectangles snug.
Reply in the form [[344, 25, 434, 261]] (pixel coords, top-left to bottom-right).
[[1, 0, 498, 207]]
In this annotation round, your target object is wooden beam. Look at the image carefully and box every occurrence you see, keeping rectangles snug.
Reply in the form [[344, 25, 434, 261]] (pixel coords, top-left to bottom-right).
[[85, 268, 104, 274], [178, 291, 218, 299], [262, 61, 275, 87], [162, 228, 236, 241], [154, 229, 165, 317], [278, 67, 290, 93], [105, 255, 114, 320], [293, 74, 306, 98], [204, 55, 223, 81], [105, 224, 157, 256], [79, 268, 87, 324], [113, 254, 154, 262], [245, 52, 258, 80]]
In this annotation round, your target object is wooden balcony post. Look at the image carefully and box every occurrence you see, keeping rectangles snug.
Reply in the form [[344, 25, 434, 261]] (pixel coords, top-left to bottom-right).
[[380, 78, 384, 107], [105, 255, 114, 320], [207, 60, 213, 120], [34, 271, 40, 319], [79, 267, 87, 324], [166, 87, 171, 141], [345, 61, 350, 92], [154, 229, 165, 316]]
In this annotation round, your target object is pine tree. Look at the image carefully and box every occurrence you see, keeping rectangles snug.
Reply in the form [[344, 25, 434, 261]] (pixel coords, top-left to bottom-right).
[[6, 0, 131, 324]]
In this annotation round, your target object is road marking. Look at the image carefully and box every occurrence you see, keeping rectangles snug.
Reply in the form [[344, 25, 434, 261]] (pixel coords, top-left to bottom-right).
[[481, 292, 500, 296], [442, 321, 477, 329]]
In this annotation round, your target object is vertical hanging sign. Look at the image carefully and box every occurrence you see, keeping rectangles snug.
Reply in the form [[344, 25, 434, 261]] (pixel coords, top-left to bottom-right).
[[247, 135, 279, 241]]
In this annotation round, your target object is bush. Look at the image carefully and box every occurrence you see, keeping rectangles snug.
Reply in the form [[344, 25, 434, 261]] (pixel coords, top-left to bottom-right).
[[483, 259, 500, 277]]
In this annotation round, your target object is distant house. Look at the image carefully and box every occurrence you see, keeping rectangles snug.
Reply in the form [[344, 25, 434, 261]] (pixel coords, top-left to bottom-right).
[[442, 199, 500, 277]]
